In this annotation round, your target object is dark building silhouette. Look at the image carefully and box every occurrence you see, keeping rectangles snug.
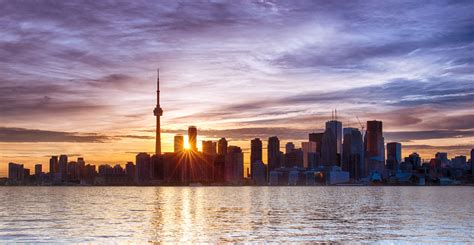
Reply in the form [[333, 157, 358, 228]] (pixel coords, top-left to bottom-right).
[[174, 135, 184, 152], [202, 140, 217, 182], [49, 156, 58, 178], [218, 137, 228, 156], [325, 120, 343, 162], [342, 128, 364, 180], [125, 162, 135, 179], [225, 146, 244, 185], [471, 149, 474, 176], [267, 136, 280, 173], [135, 152, 151, 184], [386, 142, 402, 173], [8, 162, 24, 184], [321, 128, 337, 166], [309, 132, 324, 153], [250, 138, 263, 178], [284, 148, 304, 167], [365, 120, 385, 176], [285, 142, 295, 154], [59, 154, 68, 181], [188, 126, 198, 151]]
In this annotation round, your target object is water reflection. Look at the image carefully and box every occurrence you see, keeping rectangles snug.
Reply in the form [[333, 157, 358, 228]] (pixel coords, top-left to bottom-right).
[[0, 187, 473, 243]]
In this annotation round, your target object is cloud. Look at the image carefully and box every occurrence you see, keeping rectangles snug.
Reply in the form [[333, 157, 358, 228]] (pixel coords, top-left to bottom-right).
[[0, 127, 110, 143]]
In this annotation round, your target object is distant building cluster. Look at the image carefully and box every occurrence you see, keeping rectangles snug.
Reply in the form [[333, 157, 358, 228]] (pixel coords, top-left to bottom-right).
[[6, 122, 474, 186], [4, 71, 474, 186]]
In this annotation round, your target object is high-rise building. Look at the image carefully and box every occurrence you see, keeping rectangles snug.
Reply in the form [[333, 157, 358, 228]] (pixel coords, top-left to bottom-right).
[[285, 142, 295, 154], [49, 156, 58, 175], [251, 138, 263, 164], [386, 142, 402, 172], [202, 141, 217, 155], [135, 152, 151, 183], [188, 126, 198, 151], [267, 136, 280, 173], [153, 69, 163, 155], [225, 146, 244, 185], [309, 133, 324, 153], [35, 164, 42, 175], [301, 141, 317, 168], [471, 149, 474, 176], [174, 135, 184, 152], [365, 120, 385, 175], [59, 154, 68, 180], [325, 120, 343, 160], [342, 128, 364, 179], [321, 128, 337, 166], [8, 162, 24, 184], [218, 138, 228, 155]]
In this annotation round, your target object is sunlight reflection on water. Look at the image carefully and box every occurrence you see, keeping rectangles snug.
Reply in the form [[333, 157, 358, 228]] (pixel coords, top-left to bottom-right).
[[0, 186, 473, 243]]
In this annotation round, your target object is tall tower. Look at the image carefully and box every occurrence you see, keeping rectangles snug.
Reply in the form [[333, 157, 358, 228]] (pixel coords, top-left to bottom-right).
[[154, 69, 163, 155]]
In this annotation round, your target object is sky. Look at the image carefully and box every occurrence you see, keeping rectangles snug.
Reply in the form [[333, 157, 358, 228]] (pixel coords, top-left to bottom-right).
[[0, 0, 473, 176]]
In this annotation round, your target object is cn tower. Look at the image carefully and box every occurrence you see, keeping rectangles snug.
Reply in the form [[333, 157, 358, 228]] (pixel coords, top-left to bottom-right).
[[153, 69, 163, 155]]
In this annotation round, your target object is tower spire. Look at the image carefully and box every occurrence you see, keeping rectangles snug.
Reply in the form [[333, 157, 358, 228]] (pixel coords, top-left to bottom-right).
[[154, 68, 163, 155]]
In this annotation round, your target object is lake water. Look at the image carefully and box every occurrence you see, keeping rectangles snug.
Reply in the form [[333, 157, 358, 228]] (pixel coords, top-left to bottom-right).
[[0, 186, 473, 243]]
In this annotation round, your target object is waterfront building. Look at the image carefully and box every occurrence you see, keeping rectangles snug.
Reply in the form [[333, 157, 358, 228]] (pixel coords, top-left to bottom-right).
[[135, 152, 151, 184], [301, 141, 317, 168], [225, 146, 244, 185], [267, 136, 280, 173], [386, 142, 402, 174], [342, 128, 364, 180], [218, 137, 228, 156], [188, 126, 198, 151], [174, 135, 184, 152]]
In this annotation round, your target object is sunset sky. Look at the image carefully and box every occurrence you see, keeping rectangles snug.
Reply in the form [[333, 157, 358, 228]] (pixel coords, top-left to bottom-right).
[[1, 1, 473, 176]]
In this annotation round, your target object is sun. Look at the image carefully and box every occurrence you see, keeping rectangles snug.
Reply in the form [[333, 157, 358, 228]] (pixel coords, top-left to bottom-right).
[[183, 136, 190, 149]]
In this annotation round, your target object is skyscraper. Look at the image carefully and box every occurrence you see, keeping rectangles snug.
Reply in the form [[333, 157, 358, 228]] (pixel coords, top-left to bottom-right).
[[365, 120, 385, 176], [49, 156, 58, 175], [218, 138, 228, 155], [225, 146, 244, 185], [309, 132, 324, 153], [153, 69, 163, 155], [471, 149, 474, 176], [135, 152, 151, 184], [188, 126, 197, 151], [285, 142, 295, 154], [301, 142, 317, 168], [250, 138, 263, 179], [251, 138, 263, 164], [59, 154, 68, 180], [342, 128, 364, 179], [321, 128, 337, 166], [325, 120, 343, 163], [267, 136, 280, 173], [202, 141, 217, 155], [386, 142, 402, 172], [174, 135, 184, 152]]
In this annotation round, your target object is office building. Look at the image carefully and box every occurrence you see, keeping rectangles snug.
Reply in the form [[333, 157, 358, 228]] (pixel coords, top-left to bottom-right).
[[342, 128, 364, 180], [135, 152, 151, 183], [301, 141, 317, 168], [285, 142, 295, 154], [174, 135, 184, 152], [268, 136, 280, 173], [8, 162, 24, 184], [386, 142, 402, 172], [225, 146, 244, 185], [321, 128, 337, 166], [325, 120, 343, 160], [218, 137, 228, 155], [188, 126, 198, 151], [309, 132, 324, 153], [365, 120, 385, 176]]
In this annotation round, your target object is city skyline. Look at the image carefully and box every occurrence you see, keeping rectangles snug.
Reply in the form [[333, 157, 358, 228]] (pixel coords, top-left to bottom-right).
[[1, 1, 474, 176]]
